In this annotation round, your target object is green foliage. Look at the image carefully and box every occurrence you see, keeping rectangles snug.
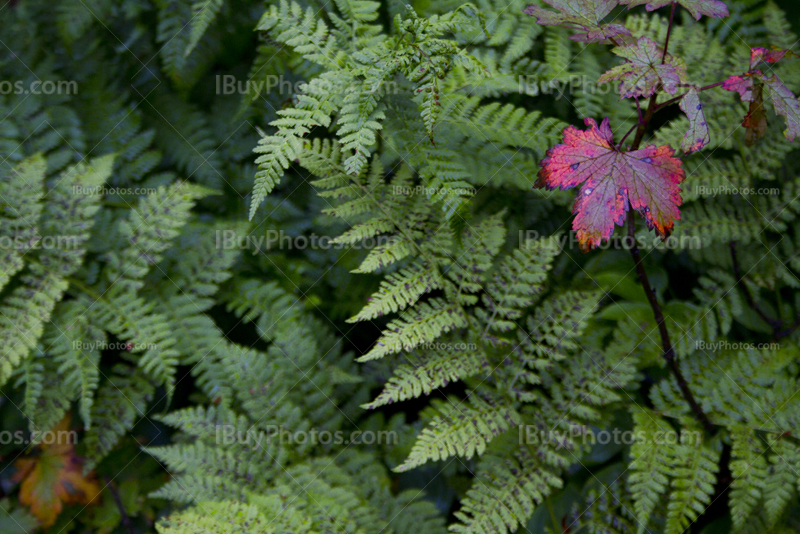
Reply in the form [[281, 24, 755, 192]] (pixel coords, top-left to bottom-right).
[[2, 0, 800, 533]]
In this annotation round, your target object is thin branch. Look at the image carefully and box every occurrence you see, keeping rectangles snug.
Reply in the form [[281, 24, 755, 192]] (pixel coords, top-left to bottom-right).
[[628, 215, 715, 434], [661, 1, 678, 63], [618, 122, 639, 149], [618, 4, 715, 435], [655, 81, 726, 111], [729, 241, 782, 330], [775, 318, 800, 340]]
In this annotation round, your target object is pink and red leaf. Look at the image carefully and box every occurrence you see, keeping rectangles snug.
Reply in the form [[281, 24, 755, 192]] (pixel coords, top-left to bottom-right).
[[749, 47, 797, 70], [536, 118, 684, 251]]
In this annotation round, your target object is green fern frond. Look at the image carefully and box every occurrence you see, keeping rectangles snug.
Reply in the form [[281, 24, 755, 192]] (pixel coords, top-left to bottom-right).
[[628, 408, 677, 533], [664, 428, 722, 534], [451, 433, 563, 534], [395, 395, 520, 471], [362, 347, 488, 409], [185, 0, 224, 58], [729, 426, 768, 530], [358, 298, 467, 361]]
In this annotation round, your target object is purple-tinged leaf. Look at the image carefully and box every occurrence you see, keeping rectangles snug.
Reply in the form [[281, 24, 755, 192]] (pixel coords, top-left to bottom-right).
[[523, 1, 632, 43], [679, 87, 710, 154], [723, 73, 758, 101], [763, 74, 800, 142], [724, 69, 800, 144], [536, 118, 684, 251], [573, 23, 631, 43], [620, 0, 729, 20], [749, 47, 797, 70], [598, 36, 687, 98]]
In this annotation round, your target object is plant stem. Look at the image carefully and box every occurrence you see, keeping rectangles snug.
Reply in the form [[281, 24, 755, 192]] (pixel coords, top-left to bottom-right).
[[655, 81, 726, 111], [775, 319, 800, 340], [661, 2, 677, 63], [621, 3, 715, 434], [627, 216, 715, 434]]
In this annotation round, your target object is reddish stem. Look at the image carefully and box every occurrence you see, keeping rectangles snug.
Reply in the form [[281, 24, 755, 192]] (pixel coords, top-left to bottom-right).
[[628, 216, 715, 434], [661, 2, 677, 64], [624, 2, 716, 435], [655, 81, 726, 111]]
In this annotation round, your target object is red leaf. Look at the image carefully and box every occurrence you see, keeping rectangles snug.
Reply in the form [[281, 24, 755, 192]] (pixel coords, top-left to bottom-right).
[[723, 72, 759, 101], [598, 36, 687, 98], [749, 47, 797, 70], [536, 118, 684, 251], [620, 0, 729, 20], [523, 1, 632, 43]]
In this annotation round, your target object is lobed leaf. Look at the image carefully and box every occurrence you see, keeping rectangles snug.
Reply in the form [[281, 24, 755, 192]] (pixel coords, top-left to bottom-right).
[[536, 117, 684, 251]]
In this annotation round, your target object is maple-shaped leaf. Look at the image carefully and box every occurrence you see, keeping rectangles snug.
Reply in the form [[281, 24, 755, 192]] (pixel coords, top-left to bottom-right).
[[536, 117, 684, 251], [523, 1, 632, 43], [763, 74, 800, 142], [598, 36, 687, 98], [679, 87, 710, 153], [13, 416, 100, 528], [619, 0, 728, 20]]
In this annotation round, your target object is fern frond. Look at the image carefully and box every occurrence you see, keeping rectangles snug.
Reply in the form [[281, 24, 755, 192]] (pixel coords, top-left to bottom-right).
[[349, 263, 443, 322], [185, 0, 224, 58], [395, 395, 520, 471], [362, 347, 488, 409], [451, 433, 563, 534], [628, 408, 677, 533], [82, 365, 155, 471], [729, 426, 768, 530], [358, 298, 467, 361], [664, 428, 721, 534]]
